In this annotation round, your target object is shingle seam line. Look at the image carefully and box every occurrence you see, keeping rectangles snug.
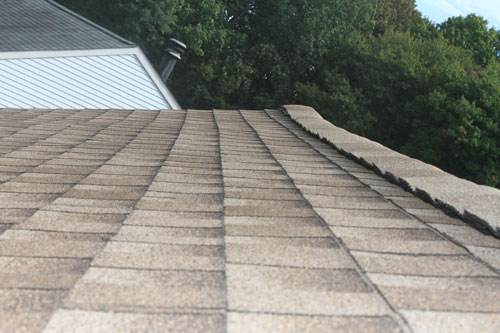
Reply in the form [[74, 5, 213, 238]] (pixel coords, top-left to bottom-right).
[[257, 109, 413, 332]]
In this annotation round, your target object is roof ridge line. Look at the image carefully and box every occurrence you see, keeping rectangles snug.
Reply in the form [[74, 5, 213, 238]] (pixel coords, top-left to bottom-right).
[[46, 0, 136, 47], [282, 104, 500, 239]]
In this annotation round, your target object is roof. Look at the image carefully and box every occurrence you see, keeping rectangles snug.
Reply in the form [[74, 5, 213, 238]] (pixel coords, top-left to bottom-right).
[[284, 105, 500, 237], [0, 0, 134, 52], [0, 106, 499, 332]]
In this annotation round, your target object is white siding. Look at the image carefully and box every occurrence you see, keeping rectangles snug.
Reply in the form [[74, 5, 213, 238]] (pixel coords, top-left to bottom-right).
[[0, 54, 171, 110]]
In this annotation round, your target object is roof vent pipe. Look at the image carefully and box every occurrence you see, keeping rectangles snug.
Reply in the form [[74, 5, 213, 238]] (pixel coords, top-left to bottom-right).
[[159, 38, 187, 82]]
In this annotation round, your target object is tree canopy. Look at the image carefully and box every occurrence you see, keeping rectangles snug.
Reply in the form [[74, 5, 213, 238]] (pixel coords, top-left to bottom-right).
[[57, 0, 500, 188], [439, 14, 500, 67]]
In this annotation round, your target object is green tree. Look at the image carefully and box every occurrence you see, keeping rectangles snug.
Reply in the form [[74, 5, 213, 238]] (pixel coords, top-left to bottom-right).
[[241, 0, 374, 123], [352, 30, 499, 187], [439, 14, 500, 66], [410, 16, 439, 40], [371, 0, 419, 36], [167, 0, 253, 108], [295, 68, 373, 135]]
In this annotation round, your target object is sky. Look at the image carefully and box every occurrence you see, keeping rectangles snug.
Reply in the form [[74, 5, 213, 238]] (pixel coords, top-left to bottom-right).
[[415, 0, 500, 29]]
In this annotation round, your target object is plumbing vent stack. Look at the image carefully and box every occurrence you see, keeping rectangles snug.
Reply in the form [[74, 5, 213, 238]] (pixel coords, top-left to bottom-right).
[[159, 38, 187, 82]]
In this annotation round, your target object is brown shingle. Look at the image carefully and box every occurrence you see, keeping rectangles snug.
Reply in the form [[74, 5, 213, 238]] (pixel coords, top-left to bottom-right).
[[226, 236, 355, 269], [228, 313, 401, 333], [317, 207, 424, 228], [225, 216, 329, 237], [93, 241, 224, 271], [225, 188, 302, 200], [369, 273, 500, 312], [466, 245, 500, 270], [65, 268, 226, 311], [64, 185, 146, 200], [296, 184, 377, 196], [0, 182, 72, 194], [113, 226, 224, 246], [304, 194, 396, 209], [400, 310, 500, 333], [331, 227, 467, 254], [226, 264, 389, 315], [0, 257, 89, 289], [430, 223, 500, 248], [45, 310, 225, 332], [136, 194, 222, 212], [0, 107, 498, 331], [124, 210, 222, 228], [353, 251, 496, 276], [148, 182, 223, 194]]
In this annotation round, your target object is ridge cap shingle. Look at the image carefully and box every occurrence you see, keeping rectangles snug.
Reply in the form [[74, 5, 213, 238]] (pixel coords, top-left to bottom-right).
[[283, 104, 500, 238]]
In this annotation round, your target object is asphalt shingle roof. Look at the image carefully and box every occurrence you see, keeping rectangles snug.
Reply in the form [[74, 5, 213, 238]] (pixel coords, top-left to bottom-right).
[[0, 0, 133, 52], [0, 107, 499, 332]]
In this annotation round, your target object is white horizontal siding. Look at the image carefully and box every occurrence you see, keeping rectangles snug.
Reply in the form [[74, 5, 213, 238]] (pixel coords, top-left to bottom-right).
[[0, 54, 171, 110]]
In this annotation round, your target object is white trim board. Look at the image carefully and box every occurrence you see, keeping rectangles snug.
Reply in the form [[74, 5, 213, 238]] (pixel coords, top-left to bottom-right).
[[0, 48, 137, 60], [135, 48, 181, 110]]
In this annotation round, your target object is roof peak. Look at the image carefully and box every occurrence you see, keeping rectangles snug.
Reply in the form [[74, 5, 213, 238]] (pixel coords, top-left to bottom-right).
[[283, 105, 500, 238]]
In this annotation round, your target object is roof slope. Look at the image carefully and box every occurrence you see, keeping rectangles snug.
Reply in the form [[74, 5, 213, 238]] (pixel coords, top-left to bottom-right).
[[0, 107, 499, 332], [0, 0, 133, 52]]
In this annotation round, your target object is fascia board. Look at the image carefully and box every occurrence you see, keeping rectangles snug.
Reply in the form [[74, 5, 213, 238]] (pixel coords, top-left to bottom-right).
[[0, 48, 137, 60], [0, 47, 181, 110]]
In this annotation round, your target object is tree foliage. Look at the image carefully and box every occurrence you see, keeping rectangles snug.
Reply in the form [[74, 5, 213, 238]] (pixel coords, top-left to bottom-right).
[[439, 14, 500, 66], [371, 0, 419, 35], [57, 0, 500, 187], [353, 31, 500, 186]]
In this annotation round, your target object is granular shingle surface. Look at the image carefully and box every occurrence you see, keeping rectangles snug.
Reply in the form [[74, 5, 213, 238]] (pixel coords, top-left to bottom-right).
[[0, 107, 499, 332]]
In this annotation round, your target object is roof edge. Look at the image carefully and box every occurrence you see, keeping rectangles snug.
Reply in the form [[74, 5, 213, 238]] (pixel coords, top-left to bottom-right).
[[47, 0, 135, 47], [282, 104, 500, 238], [135, 48, 181, 110], [0, 48, 138, 60]]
